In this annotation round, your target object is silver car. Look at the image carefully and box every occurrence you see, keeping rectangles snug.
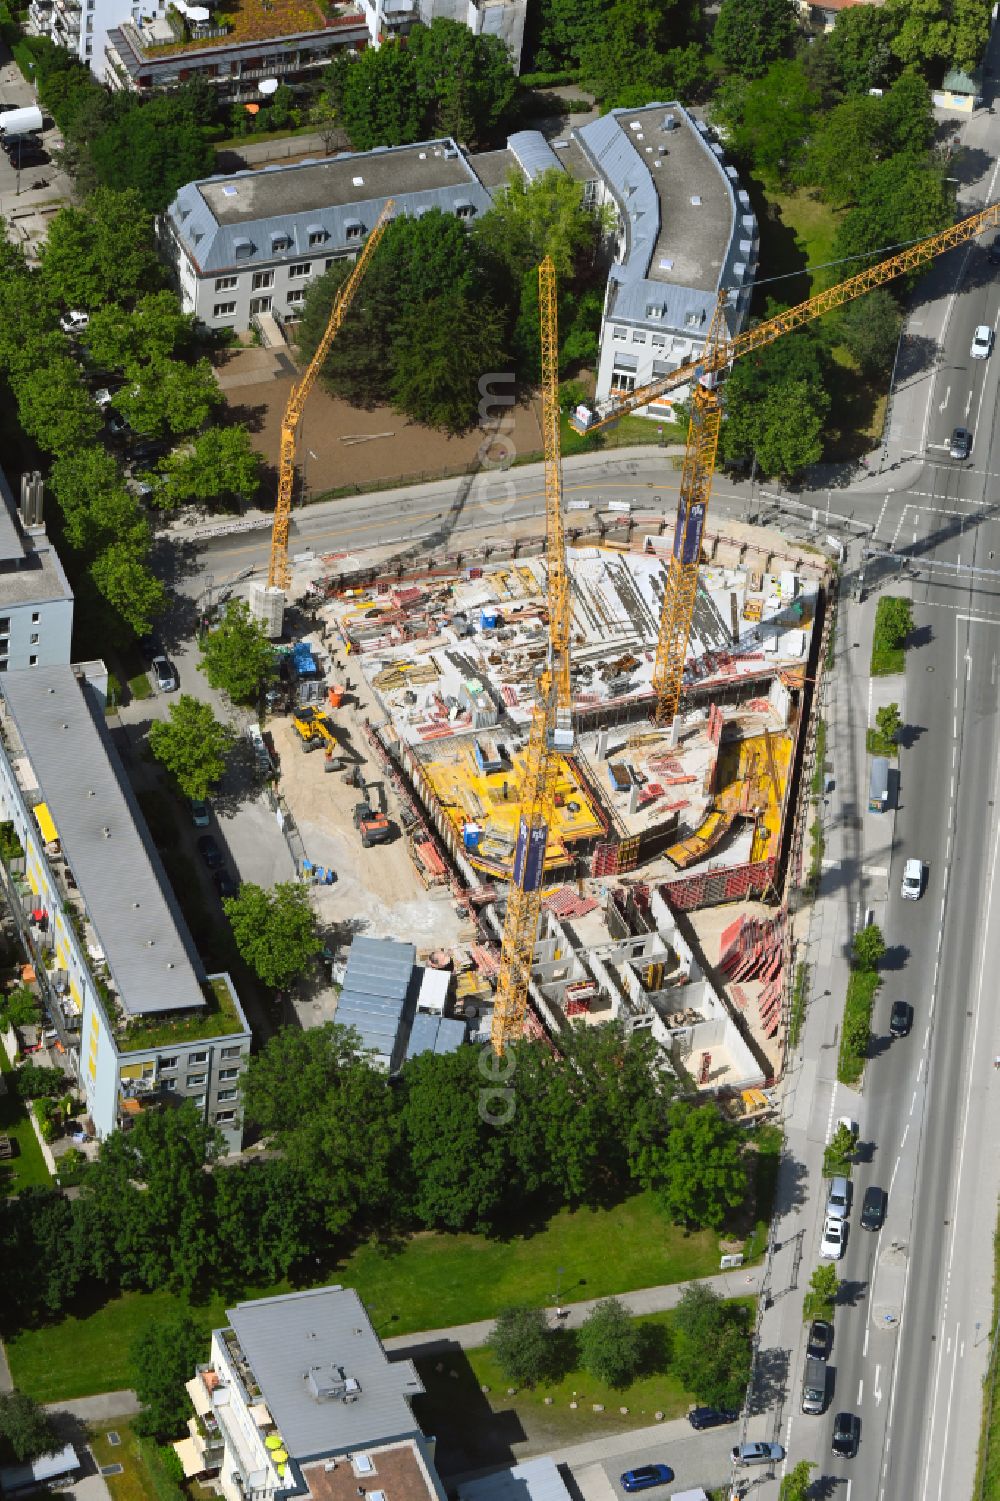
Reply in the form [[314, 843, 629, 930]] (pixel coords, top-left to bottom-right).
[[732, 1442, 785, 1466]]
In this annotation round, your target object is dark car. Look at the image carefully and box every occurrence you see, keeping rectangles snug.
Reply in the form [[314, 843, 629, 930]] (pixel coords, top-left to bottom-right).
[[688, 1406, 738, 1430], [806, 1318, 833, 1360], [214, 869, 239, 900], [197, 834, 224, 870], [890, 1000, 913, 1037], [950, 426, 972, 460], [989, 232, 1000, 265], [861, 1185, 887, 1230], [107, 410, 132, 439], [130, 436, 169, 462], [832, 1412, 861, 1457], [620, 1466, 673, 1493]]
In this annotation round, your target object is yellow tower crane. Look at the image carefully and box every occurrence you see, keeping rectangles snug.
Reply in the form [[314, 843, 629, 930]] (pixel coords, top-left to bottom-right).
[[266, 199, 395, 596], [571, 200, 1000, 726], [490, 256, 573, 1056]]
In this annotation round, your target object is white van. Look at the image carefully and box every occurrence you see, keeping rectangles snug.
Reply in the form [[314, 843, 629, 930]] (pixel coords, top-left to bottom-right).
[[607, 500, 632, 515], [567, 500, 591, 511]]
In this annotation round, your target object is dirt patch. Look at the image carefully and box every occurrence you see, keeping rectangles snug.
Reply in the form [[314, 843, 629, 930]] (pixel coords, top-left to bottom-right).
[[215, 346, 544, 493]]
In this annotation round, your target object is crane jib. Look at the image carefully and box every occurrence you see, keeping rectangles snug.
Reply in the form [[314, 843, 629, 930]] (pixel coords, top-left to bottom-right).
[[674, 502, 706, 566], [513, 819, 548, 894]]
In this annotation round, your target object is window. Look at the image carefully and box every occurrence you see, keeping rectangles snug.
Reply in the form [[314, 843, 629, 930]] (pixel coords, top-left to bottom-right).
[[288, 261, 312, 279], [0, 642, 8, 658], [325, 258, 335, 271], [85, 38, 92, 53], [215, 1110, 236, 1124], [0, 663, 7, 673], [187, 1073, 207, 1088], [251, 270, 273, 290], [28, 655, 37, 667], [221, 1045, 242, 1058], [651, 333, 666, 347], [286, 289, 305, 306], [159, 1057, 178, 1071], [631, 330, 646, 344], [215, 276, 237, 291], [250, 296, 272, 314], [219, 1067, 239, 1081], [308, 229, 327, 246], [29, 633, 39, 645], [345, 222, 363, 242], [217, 1087, 238, 1101], [0, 618, 9, 634], [612, 327, 626, 342], [191, 1097, 205, 1112], [190, 1052, 208, 1064], [455, 201, 475, 220], [213, 302, 236, 317], [31, 612, 39, 623]]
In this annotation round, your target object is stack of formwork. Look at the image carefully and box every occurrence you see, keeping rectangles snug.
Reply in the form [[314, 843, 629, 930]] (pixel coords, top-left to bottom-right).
[[718, 909, 786, 1037]]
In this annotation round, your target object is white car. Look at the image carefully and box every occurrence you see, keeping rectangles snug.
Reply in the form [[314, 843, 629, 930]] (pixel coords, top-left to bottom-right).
[[60, 309, 89, 335], [93, 387, 115, 409], [901, 857, 923, 900], [821, 1215, 846, 1259], [151, 655, 178, 692], [971, 324, 994, 360]]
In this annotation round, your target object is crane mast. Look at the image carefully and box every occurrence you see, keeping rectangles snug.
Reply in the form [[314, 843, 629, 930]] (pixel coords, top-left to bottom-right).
[[490, 258, 573, 1056], [267, 199, 395, 592], [571, 200, 1000, 725]]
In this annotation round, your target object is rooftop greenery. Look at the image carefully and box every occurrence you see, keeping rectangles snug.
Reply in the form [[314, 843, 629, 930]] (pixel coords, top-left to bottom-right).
[[115, 975, 246, 1054]]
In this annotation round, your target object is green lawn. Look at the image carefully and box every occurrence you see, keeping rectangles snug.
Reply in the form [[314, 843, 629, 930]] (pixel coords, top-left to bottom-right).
[[762, 188, 843, 297], [8, 1193, 721, 1403], [0, 1046, 53, 1194], [90, 1421, 184, 1501]]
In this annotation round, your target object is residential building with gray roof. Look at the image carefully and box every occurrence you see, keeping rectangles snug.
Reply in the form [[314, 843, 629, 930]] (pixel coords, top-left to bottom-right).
[[0, 466, 73, 675]]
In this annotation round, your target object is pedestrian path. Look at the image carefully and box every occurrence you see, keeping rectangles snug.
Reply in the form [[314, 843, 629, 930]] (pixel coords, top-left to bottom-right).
[[382, 1267, 764, 1355]]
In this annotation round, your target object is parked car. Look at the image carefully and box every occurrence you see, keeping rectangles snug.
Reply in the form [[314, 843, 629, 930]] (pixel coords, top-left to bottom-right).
[[890, 1000, 913, 1037], [59, 309, 89, 334], [138, 633, 162, 663], [152, 656, 177, 692], [861, 1185, 887, 1230], [826, 1175, 851, 1221], [93, 386, 116, 408], [821, 1215, 846, 1259], [107, 410, 132, 439], [832, 1412, 861, 1457], [901, 857, 924, 899], [190, 798, 210, 828], [732, 1442, 785, 1466], [688, 1407, 738, 1430], [971, 324, 994, 360], [620, 1466, 673, 1492], [197, 834, 224, 870], [950, 426, 972, 460], [214, 869, 239, 901], [806, 1318, 833, 1360]]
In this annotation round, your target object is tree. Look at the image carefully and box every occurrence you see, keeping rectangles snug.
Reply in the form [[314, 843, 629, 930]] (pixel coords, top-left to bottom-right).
[[527, 0, 612, 70], [875, 702, 902, 746], [714, 61, 819, 188], [409, 21, 517, 143], [199, 600, 276, 705], [803, 1262, 839, 1320], [49, 448, 145, 551], [0, 1189, 87, 1325], [578, 0, 703, 104], [0, 985, 40, 1030], [886, 0, 988, 73], [241, 1023, 397, 1235], [876, 594, 913, 649], [148, 695, 234, 800], [713, 0, 796, 77], [822, 1121, 857, 1178], [223, 882, 320, 990], [84, 290, 196, 372], [115, 356, 220, 440], [836, 288, 902, 375], [41, 188, 161, 310], [671, 1284, 752, 1408], [852, 921, 885, 971], [578, 1298, 643, 1387], [488, 1306, 556, 1387], [88, 95, 216, 214], [0, 1391, 57, 1466], [833, 155, 952, 269], [803, 95, 882, 208], [651, 1102, 748, 1229], [390, 291, 508, 432], [213, 1158, 324, 1284], [474, 168, 607, 284], [89, 541, 166, 636], [15, 356, 102, 457], [828, 5, 899, 95], [130, 1314, 205, 1438], [158, 426, 262, 509], [334, 43, 424, 152], [780, 1461, 817, 1501], [721, 325, 831, 479]]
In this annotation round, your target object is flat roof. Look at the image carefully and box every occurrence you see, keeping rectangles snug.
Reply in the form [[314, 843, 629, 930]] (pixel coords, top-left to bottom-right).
[[302, 1440, 444, 1501], [0, 666, 206, 1017], [0, 466, 23, 564], [226, 1287, 424, 1462], [459, 1459, 572, 1501], [200, 146, 476, 225]]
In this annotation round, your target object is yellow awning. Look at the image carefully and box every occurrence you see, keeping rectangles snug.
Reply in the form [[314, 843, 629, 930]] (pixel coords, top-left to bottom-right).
[[173, 1438, 206, 1479], [34, 803, 58, 844], [185, 1376, 213, 1418]]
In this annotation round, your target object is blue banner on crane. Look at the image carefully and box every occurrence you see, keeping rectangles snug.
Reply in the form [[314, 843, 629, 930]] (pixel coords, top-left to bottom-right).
[[513, 818, 548, 892], [673, 501, 705, 565]]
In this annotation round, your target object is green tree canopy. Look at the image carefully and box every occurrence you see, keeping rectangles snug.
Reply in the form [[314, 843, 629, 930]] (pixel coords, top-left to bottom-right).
[[670, 1284, 752, 1408], [474, 168, 607, 284], [578, 0, 704, 104], [199, 600, 276, 705], [147, 695, 234, 800], [115, 355, 220, 440], [804, 1262, 839, 1320], [49, 448, 145, 551], [41, 188, 161, 310], [223, 881, 321, 991], [240, 1022, 396, 1234], [88, 94, 216, 214], [836, 287, 903, 373], [159, 426, 262, 510], [780, 1461, 817, 1501], [578, 1298, 643, 1387], [833, 154, 952, 266], [391, 290, 507, 432], [827, 4, 900, 94], [650, 1102, 748, 1229], [213, 1159, 324, 1285], [488, 1306, 558, 1387], [527, 0, 611, 69], [88, 540, 166, 637], [721, 324, 831, 479], [16, 356, 102, 457], [852, 922, 886, 970], [130, 1314, 205, 1438], [714, 60, 819, 187], [885, 0, 988, 73], [84, 290, 196, 371], [0, 1391, 57, 1466], [713, 0, 796, 76]]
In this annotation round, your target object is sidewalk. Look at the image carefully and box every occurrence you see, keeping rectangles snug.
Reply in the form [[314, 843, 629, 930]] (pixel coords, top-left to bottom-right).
[[383, 1267, 764, 1356], [43, 1391, 139, 1420]]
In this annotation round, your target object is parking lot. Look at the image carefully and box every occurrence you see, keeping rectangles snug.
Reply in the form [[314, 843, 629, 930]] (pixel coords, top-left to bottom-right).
[[565, 1427, 741, 1501]]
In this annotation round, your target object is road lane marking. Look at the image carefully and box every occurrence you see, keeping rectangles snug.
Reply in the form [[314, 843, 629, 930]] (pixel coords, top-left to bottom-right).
[[934, 1323, 962, 1501], [864, 1325, 870, 1357], [875, 1365, 883, 1405], [939, 385, 952, 411], [858, 1379, 864, 1404]]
